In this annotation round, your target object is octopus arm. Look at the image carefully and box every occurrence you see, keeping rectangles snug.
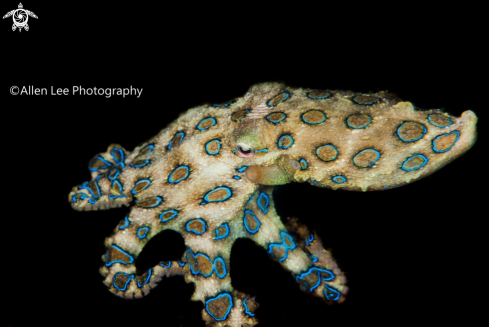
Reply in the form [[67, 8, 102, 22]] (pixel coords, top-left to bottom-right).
[[99, 206, 187, 299], [68, 144, 134, 211], [245, 188, 348, 304]]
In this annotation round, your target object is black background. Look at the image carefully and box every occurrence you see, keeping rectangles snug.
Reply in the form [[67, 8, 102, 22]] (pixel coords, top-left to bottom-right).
[[1, 2, 486, 326]]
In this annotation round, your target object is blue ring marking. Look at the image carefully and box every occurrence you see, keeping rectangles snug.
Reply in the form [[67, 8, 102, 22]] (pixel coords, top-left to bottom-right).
[[168, 166, 190, 183], [346, 114, 372, 129], [94, 174, 103, 192], [205, 293, 233, 321], [428, 114, 453, 128], [197, 117, 217, 131], [78, 182, 100, 200], [105, 245, 135, 266], [295, 268, 323, 292], [72, 193, 89, 203], [88, 197, 98, 204], [255, 148, 268, 153], [316, 144, 338, 161], [332, 175, 347, 184], [213, 100, 234, 107], [186, 218, 207, 235], [307, 92, 332, 100], [246, 194, 254, 205], [137, 268, 152, 288], [301, 110, 327, 125], [178, 261, 185, 267], [89, 156, 112, 171], [137, 226, 150, 239], [267, 232, 296, 262], [324, 285, 341, 301], [282, 232, 296, 250], [233, 175, 241, 180], [243, 209, 261, 234], [186, 250, 214, 277], [141, 144, 154, 154], [353, 149, 381, 168], [266, 112, 286, 124], [167, 132, 185, 150], [213, 257, 227, 278], [319, 268, 335, 281], [113, 272, 134, 291], [214, 223, 230, 240], [111, 179, 124, 195], [352, 95, 380, 105], [236, 166, 248, 173], [111, 148, 125, 164], [159, 261, 172, 268], [205, 139, 221, 155], [257, 192, 269, 214], [432, 131, 460, 153], [396, 122, 427, 142], [202, 186, 232, 204], [310, 253, 318, 262], [296, 267, 335, 292], [305, 234, 314, 246], [136, 196, 163, 208], [119, 216, 130, 230], [310, 180, 318, 184], [130, 159, 150, 168], [131, 179, 151, 195], [401, 154, 428, 172], [159, 209, 178, 222], [231, 109, 250, 122], [107, 166, 121, 181], [243, 298, 255, 317], [78, 176, 102, 199], [267, 91, 290, 107], [299, 159, 308, 170], [278, 135, 294, 149]]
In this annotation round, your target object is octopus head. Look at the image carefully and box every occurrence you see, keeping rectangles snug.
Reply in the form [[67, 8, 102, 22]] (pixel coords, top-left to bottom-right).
[[231, 120, 301, 185]]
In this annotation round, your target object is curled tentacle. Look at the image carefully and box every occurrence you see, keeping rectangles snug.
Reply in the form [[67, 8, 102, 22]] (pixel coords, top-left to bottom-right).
[[69, 144, 132, 211], [99, 204, 187, 299], [286, 217, 348, 303], [244, 187, 348, 305]]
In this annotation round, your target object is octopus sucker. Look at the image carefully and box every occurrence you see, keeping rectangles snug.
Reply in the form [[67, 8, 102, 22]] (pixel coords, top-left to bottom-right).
[[69, 82, 477, 326]]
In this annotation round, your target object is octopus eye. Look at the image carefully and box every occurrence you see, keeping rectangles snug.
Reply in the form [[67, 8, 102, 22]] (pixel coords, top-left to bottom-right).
[[236, 143, 254, 158]]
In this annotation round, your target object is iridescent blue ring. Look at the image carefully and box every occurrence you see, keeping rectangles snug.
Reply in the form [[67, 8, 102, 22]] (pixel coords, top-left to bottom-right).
[[278, 135, 294, 149], [432, 131, 460, 153], [197, 117, 217, 130], [205, 293, 233, 321], [401, 154, 428, 171], [332, 175, 347, 184], [267, 91, 290, 107]]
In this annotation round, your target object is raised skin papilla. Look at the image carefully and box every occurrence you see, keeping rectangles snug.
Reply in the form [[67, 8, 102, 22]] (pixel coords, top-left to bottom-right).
[[68, 82, 477, 327]]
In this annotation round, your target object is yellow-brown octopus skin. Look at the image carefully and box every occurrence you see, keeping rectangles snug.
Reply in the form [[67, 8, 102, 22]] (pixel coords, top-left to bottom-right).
[[68, 82, 477, 327]]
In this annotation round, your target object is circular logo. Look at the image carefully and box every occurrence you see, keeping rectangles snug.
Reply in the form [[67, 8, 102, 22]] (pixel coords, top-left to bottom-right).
[[13, 9, 27, 27]]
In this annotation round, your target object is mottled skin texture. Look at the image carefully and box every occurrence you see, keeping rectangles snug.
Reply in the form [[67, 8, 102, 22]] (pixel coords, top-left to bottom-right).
[[68, 82, 477, 327]]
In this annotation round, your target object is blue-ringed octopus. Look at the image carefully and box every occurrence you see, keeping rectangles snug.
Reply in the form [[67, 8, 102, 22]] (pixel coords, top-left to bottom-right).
[[68, 82, 477, 327]]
